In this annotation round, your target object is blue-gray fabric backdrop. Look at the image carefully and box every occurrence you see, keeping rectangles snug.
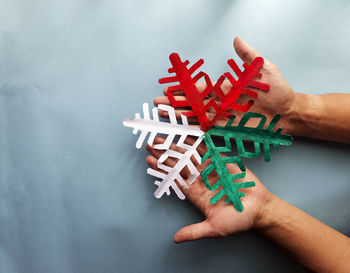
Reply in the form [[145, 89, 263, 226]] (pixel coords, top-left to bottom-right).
[[1, 1, 349, 272]]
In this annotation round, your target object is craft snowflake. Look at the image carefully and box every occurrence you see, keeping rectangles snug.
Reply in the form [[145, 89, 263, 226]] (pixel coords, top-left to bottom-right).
[[123, 52, 293, 212]]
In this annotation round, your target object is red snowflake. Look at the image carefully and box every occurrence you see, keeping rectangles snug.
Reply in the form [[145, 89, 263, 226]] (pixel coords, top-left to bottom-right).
[[159, 53, 269, 131]]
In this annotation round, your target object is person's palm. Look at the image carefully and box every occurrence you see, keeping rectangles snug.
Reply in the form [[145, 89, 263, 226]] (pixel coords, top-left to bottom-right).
[[155, 36, 295, 132], [146, 136, 271, 243]]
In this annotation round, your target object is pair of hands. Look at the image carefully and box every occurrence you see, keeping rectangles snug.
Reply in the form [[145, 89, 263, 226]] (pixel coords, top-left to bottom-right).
[[146, 36, 297, 243]]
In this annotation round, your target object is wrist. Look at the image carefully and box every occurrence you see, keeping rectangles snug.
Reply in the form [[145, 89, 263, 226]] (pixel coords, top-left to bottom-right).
[[284, 93, 322, 137], [254, 193, 290, 231], [253, 193, 276, 230]]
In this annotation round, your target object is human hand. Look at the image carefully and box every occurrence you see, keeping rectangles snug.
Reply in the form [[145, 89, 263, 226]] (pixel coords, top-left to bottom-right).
[[155, 36, 297, 134], [146, 136, 272, 243]]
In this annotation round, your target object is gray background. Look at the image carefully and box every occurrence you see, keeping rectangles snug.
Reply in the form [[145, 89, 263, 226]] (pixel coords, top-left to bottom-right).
[[1, 0, 350, 272]]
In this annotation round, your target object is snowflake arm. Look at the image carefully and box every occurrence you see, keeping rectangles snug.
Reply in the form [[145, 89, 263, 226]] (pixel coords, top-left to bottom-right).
[[201, 134, 255, 212], [147, 136, 203, 200], [206, 112, 292, 162], [209, 57, 270, 127], [123, 103, 204, 149], [159, 53, 221, 131]]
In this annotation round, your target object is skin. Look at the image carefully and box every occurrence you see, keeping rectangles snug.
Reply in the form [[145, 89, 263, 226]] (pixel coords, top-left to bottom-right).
[[155, 37, 350, 143], [148, 37, 350, 272], [146, 136, 270, 241]]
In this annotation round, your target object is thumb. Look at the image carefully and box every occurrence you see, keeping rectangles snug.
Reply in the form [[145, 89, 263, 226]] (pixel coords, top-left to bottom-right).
[[234, 36, 261, 64], [174, 220, 216, 243]]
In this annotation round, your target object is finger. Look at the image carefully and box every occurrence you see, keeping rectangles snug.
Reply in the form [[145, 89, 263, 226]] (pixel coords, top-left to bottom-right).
[[165, 141, 192, 179], [157, 106, 200, 124], [146, 137, 166, 159], [147, 153, 199, 200], [158, 108, 198, 123], [155, 95, 187, 110], [155, 97, 197, 122], [157, 101, 213, 123], [197, 141, 208, 157], [174, 220, 216, 243], [146, 155, 194, 198], [179, 175, 212, 210], [233, 36, 261, 64], [163, 87, 184, 96], [163, 82, 208, 97], [154, 139, 192, 179], [154, 96, 171, 106], [146, 155, 157, 169], [156, 95, 189, 117], [145, 155, 167, 174], [195, 82, 207, 93], [147, 140, 191, 180], [183, 136, 208, 157]]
